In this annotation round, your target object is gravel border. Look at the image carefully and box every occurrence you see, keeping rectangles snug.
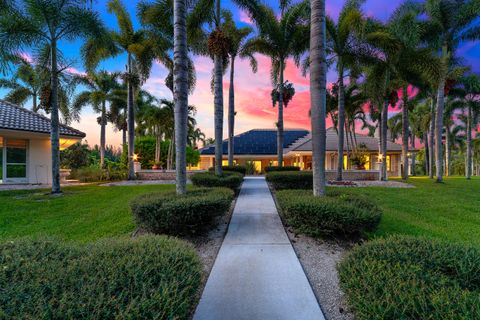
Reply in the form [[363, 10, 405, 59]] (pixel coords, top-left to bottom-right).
[[269, 184, 356, 320]]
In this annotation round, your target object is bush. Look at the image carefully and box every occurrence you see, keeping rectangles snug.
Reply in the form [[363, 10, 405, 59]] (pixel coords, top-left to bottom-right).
[[338, 236, 480, 319], [191, 172, 244, 189], [69, 165, 127, 182], [266, 171, 313, 190], [0, 236, 202, 319], [208, 165, 246, 175], [131, 188, 234, 235], [276, 190, 381, 237], [264, 166, 300, 173]]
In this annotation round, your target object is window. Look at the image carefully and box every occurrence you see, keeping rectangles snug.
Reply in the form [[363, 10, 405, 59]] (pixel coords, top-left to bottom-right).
[[6, 139, 27, 179]]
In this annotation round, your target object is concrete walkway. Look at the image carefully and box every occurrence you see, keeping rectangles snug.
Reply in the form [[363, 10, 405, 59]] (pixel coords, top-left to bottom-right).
[[194, 177, 325, 320]]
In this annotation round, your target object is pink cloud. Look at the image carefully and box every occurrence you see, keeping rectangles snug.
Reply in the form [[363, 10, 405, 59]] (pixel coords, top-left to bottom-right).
[[239, 10, 253, 25], [18, 52, 33, 63], [66, 67, 86, 76]]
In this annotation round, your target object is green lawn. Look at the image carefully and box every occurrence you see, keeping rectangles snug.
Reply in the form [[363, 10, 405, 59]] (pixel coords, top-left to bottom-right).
[[346, 176, 480, 246], [1, 177, 479, 246], [0, 184, 174, 242]]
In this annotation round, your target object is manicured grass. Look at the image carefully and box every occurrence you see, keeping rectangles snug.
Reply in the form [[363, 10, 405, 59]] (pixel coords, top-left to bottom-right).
[[346, 176, 480, 246], [0, 184, 174, 242]]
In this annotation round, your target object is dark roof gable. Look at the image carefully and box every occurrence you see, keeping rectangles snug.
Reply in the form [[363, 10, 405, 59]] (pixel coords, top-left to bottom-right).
[[200, 129, 309, 155], [0, 100, 85, 138]]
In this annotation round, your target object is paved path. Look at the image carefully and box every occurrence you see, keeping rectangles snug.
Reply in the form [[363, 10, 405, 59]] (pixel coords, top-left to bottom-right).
[[194, 177, 325, 320]]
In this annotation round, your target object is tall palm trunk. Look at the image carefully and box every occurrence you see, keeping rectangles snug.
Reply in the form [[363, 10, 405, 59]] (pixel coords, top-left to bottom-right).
[[127, 53, 136, 180], [50, 41, 61, 194], [435, 44, 448, 183], [155, 133, 161, 164], [100, 100, 106, 168], [213, 0, 224, 176], [173, 0, 188, 194], [336, 64, 345, 181], [228, 56, 236, 166], [381, 99, 388, 181], [429, 99, 435, 178], [401, 86, 409, 180], [310, 0, 327, 197], [277, 60, 285, 167], [445, 125, 451, 176], [466, 104, 472, 179], [32, 93, 38, 113], [424, 131, 429, 174], [410, 132, 416, 176]]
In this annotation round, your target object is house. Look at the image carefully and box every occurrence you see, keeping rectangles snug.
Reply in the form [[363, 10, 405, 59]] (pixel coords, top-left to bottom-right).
[[199, 128, 404, 179], [0, 100, 85, 184]]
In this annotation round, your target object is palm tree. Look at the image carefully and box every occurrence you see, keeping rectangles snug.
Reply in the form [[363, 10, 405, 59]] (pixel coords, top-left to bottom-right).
[[173, 0, 189, 194], [461, 74, 480, 179], [326, 0, 367, 181], [222, 11, 257, 166], [0, 54, 45, 112], [189, 128, 206, 148], [310, 0, 327, 196], [72, 71, 120, 168], [243, 1, 309, 167], [82, 0, 155, 181], [0, 0, 105, 194], [422, 0, 480, 182]]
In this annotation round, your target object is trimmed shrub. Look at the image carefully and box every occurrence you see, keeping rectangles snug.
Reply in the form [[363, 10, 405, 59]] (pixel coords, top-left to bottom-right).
[[191, 172, 243, 189], [338, 236, 480, 319], [131, 187, 234, 235], [276, 190, 381, 237], [266, 171, 313, 190], [264, 166, 301, 173], [208, 165, 247, 175], [0, 236, 202, 319], [69, 166, 127, 182]]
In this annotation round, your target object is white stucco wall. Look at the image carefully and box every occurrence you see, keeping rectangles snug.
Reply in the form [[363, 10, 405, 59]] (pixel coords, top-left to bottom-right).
[[28, 138, 51, 184]]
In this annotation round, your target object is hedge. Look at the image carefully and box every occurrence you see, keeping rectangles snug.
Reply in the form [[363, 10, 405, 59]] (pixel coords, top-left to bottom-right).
[[131, 187, 234, 235], [208, 165, 247, 175], [266, 171, 313, 190], [338, 236, 480, 319], [264, 166, 301, 173], [191, 172, 244, 190], [0, 236, 202, 319], [275, 190, 381, 237]]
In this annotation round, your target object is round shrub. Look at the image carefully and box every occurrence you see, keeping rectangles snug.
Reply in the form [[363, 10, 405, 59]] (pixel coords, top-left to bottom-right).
[[266, 171, 313, 190], [276, 190, 381, 237], [131, 187, 234, 235], [264, 166, 301, 173], [208, 165, 246, 175], [338, 236, 480, 319], [0, 236, 202, 319], [191, 172, 243, 190]]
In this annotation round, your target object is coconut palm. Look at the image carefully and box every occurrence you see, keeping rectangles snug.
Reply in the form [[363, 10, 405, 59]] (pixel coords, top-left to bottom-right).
[[222, 11, 257, 166], [460, 74, 480, 179], [0, 0, 105, 194], [326, 0, 368, 180], [72, 71, 120, 168], [422, 0, 480, 182], [242, 1, 309, 167], [173, 0, 190, 193], [0, 54, 45, 112], [82, 0, 155, 181], [310, 0, 327, 196]]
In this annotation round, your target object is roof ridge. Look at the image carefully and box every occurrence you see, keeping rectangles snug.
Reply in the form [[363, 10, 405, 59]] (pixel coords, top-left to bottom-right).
[[0, 99, 85, 137]]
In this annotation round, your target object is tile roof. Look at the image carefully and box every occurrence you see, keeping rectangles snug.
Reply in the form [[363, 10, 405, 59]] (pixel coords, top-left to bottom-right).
[[285, 127, 402, 153], [200, 129, 309, 155], [0, 100, 85, 138]]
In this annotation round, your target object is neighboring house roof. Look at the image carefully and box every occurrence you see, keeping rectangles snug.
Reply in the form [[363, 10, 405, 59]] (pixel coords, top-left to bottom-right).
[[0, 100, 85, 138], [285, 127, 402, 153], [200, 129, 309, 156]]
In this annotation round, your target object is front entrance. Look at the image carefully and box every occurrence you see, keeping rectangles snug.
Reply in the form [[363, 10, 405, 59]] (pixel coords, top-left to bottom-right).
[[0, 137, 28, 184]]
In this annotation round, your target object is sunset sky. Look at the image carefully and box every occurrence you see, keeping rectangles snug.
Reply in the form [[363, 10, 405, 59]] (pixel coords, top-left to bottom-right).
[[1, 0, 479, 147]]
